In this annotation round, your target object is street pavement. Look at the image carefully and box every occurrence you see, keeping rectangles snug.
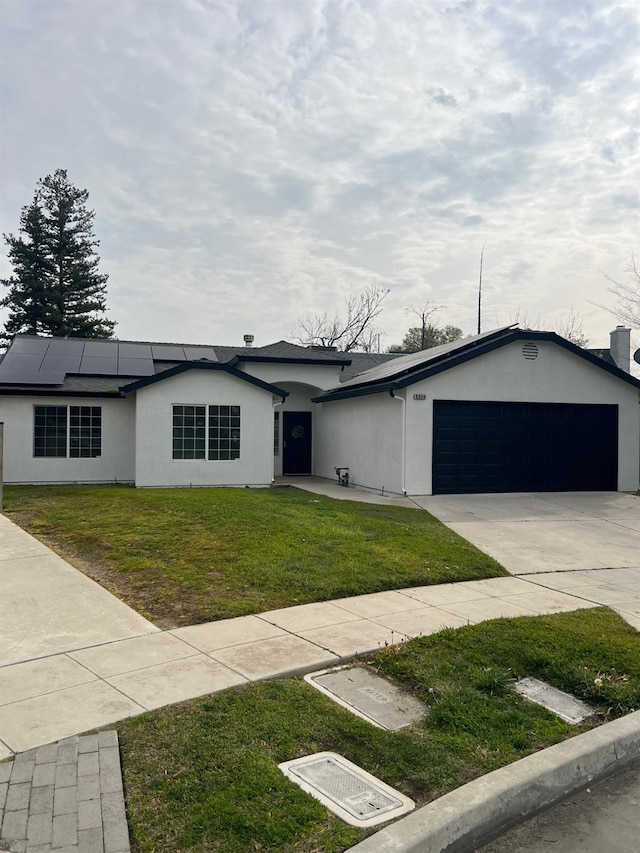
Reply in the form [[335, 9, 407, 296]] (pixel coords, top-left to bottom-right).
[[477, 761, 640, 853]]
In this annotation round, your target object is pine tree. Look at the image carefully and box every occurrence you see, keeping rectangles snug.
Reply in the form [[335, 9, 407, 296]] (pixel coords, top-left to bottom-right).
[[1, 169, 116, 342], [1, 199, 52, 339]]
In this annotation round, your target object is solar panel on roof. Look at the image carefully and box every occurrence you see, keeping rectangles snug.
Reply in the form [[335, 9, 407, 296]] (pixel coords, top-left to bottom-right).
[[0, 352, 48, 373], [42, 353, 83, 374], [78, 355, 118, 374], [151, 344, 187, 361], [339, 327, 514, 388], [46, 338, 85, 355], [8, 337, 50, 355], [117, 357, 155, 376], [183, 346, 218, 361], [119, 343, 153, 359], [83, 340, 118, 357]]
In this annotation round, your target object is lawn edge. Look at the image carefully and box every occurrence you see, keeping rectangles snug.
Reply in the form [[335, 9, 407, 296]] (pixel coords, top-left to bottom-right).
[[347, 708, 640, 853]]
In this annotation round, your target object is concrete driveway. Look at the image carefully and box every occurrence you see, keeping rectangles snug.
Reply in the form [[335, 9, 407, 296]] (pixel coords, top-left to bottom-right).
[[414, 492, 640, 575]]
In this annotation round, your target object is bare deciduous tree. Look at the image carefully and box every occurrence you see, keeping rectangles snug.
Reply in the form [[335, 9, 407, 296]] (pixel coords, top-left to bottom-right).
[[511, 306, 589, 347], [554, 306, 589, 347], [293, 285, 389, 352], [406, 302, 445, 350], [604, 252, 640, 329]]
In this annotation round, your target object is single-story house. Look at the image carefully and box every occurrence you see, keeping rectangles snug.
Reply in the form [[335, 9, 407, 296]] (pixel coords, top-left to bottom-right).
[[0, 325, 637, 495]]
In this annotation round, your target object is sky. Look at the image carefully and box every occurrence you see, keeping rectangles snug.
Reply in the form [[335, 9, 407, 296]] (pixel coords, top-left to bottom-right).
[[0, 0, 638, 353]]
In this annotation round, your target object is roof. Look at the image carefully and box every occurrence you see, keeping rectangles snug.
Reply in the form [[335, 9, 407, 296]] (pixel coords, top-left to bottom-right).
[[337, 327, 515, 390], [121, 361, 289, 400], [341, 351, 403, 380], [587, 348, 616, 366], [229, 340, 352, 367], [0, 334, 357, 394], [313, 327, 640, 402], [0, 335, 221, 387]]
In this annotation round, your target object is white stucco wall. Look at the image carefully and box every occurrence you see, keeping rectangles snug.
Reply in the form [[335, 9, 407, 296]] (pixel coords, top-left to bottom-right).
[[0, 395, 135, 484], [313, 392, 403, 494], [133, 369, 276, 487], [239, 362, 345, 391], [404, 340, 640, 494]]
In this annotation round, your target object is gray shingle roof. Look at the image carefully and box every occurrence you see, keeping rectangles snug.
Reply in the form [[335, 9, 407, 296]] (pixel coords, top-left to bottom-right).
[[587, 348, 615, 366]]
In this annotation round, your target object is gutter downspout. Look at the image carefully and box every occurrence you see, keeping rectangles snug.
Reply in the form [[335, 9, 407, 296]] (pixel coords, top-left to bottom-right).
[[389, 389, 407, 495]]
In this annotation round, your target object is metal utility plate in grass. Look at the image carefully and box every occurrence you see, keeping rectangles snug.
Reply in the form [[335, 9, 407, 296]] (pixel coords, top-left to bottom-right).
[[304, 665, 426, 730], [514, 676, 596, 724], [278, 751, 415, 828]]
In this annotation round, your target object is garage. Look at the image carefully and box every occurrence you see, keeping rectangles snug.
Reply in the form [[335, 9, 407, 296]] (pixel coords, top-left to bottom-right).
[[313, 326, 639, 496], [432, 400, 619, 494]]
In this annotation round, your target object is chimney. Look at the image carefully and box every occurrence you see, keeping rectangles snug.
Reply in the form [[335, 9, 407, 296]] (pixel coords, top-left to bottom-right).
[[243, 334, 254, 348], [610, 326, 631, 373]]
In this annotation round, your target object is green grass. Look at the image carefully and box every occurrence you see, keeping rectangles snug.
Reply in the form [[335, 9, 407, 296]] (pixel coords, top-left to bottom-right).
[[118, 608, 640, 853], [3, 484, 505, 626]]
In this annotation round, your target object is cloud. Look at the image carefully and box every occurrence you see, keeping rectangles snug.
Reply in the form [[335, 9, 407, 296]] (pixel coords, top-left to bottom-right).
[[0, 0, 638, 350]]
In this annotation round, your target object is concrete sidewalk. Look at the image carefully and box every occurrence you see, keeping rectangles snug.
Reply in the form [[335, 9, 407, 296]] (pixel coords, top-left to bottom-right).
[[0, 515, 158, 668], [2, 487, 639, 758], [3, 565, 640, 757]]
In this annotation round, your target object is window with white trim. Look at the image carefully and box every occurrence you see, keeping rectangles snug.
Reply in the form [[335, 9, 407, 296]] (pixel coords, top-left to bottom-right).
[[34, 405, 102, 458], [172, 405, 240, 460]]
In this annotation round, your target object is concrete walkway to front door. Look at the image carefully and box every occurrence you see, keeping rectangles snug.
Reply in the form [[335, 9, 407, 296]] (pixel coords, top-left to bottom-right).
[[1, 485, 639, 759]]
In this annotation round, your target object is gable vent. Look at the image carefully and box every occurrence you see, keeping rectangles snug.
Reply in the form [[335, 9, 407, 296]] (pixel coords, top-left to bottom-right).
[[522, 342, 539, 360]]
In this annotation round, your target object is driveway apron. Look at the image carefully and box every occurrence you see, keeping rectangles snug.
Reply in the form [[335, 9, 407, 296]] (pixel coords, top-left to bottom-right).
[[413, 492, 640, 575]]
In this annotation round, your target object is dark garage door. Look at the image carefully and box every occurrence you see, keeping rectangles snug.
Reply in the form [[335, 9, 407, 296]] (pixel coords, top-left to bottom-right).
[[432, 401, 618, 494]]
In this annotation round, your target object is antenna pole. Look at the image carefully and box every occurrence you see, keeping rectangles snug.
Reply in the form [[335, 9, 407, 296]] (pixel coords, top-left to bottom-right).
[[477, 243, 485, 334]]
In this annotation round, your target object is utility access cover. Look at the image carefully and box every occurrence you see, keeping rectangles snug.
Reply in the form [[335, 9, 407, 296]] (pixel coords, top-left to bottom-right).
[[304, 666, 426, 730], [514, 677, 596, 724], [279, 752, 415, 827]]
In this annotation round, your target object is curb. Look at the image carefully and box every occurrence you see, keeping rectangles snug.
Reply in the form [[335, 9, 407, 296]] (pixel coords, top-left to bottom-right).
[[347, 709, 640, 853]]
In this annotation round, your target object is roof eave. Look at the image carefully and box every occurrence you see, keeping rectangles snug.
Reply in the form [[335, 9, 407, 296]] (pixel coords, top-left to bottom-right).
[[314, 329, 640, 401], [312, 381, 398, 403], [0, 388, 123, 398], [230, 354, 352, 367], [120, 361, 289, 400]]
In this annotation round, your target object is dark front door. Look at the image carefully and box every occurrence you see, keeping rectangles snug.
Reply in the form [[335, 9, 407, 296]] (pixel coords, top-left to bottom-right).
[[283, 412, 312, 475], [432, 400, 618, 494]]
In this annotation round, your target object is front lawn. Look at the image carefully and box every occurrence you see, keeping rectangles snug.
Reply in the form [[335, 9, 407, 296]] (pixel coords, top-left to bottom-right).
[[118, 608, 640, 853], [3, 485, 505, 626]]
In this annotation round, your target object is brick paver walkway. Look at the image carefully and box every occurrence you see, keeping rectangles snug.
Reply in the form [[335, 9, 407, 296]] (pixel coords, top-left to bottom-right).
[[0, 731, 129, 853]]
